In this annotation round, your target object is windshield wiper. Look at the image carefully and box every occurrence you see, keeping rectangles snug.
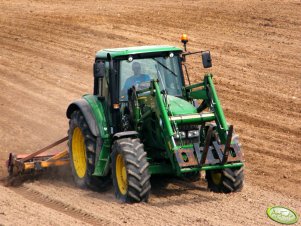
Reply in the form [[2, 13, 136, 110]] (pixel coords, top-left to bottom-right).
[[152, 58, 178, 77]]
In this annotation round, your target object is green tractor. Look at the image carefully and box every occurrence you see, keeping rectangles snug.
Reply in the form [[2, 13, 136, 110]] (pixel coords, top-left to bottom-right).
[[66, 36, 244, 202]]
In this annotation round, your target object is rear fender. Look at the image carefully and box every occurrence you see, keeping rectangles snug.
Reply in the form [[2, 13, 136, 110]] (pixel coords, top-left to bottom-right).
[[66, 99, 99, 137]]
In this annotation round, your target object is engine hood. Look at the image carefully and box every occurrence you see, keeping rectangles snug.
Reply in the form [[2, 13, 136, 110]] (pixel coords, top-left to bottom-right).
[[167, 95, 197, 115]]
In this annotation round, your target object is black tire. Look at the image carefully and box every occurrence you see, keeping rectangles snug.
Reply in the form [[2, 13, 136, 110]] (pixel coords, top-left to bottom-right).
[[68, 110, 110, 191], [111, 138, 151, 203], [206, 167, 244, 193]]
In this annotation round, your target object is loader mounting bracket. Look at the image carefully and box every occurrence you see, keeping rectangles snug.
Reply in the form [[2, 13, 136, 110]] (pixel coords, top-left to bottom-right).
[[174, 148, 198, 167]]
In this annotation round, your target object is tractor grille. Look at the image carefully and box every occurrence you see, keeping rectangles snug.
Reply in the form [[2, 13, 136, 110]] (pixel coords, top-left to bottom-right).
[[174, 125, 200, 146]]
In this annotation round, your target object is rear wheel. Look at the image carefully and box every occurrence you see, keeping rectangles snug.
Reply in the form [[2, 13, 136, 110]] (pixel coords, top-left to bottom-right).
[[206, 167, 244, 193], [68, 110, 110, 191], [111, 138, 151, 203]]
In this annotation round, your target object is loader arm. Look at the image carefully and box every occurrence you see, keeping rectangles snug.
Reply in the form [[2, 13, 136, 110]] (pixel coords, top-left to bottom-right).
[[185, 73, 229, 144], [134, 80, 178, 171], [135, 79, 240, 176]]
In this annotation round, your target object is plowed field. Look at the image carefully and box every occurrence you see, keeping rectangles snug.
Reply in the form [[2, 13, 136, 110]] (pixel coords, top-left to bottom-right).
[[0, 0, 300, 225]]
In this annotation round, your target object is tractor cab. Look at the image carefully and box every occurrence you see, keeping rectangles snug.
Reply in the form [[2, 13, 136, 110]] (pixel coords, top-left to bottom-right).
[[93, 45, 186, 133], [94, 45, 184, 97]]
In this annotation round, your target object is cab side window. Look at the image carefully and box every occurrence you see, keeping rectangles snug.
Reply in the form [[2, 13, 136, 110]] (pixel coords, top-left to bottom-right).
[[98, 61, 109, 97]]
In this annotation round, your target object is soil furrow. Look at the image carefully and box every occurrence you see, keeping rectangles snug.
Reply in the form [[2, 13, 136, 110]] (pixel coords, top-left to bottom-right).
[[9, 185, 116, 226]]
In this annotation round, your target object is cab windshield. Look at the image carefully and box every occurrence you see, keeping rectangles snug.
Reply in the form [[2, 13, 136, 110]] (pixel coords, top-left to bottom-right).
[[119, 56, 183, 100]]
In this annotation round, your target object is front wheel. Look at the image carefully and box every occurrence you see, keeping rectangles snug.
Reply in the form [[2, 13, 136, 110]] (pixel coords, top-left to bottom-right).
[[111, 138, 151, 203], [206, 167, 244, 193]]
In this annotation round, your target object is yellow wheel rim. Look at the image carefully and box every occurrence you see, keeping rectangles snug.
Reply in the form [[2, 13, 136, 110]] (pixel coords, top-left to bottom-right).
[[72, 127, 87, 178], [116, 154, 127, 195], [212, 172, 222, 185]]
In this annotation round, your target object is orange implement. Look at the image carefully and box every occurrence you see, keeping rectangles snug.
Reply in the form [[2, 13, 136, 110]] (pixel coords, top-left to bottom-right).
[[6, 137, 69, 176]]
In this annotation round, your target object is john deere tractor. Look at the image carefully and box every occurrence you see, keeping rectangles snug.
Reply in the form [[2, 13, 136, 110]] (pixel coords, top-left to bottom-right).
[[66, 36, 244, 202]]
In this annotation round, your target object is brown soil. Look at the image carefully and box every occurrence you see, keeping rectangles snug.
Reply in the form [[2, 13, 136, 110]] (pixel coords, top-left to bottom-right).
[[0, 0, 300, 225]]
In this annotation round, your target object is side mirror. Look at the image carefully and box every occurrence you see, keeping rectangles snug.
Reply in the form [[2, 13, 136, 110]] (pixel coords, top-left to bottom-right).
[[201, 51, 212, 68], [93, 61, 105, 78]]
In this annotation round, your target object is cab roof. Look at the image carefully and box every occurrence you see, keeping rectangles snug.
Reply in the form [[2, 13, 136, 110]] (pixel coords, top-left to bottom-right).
[[95, 45, 182, 59]]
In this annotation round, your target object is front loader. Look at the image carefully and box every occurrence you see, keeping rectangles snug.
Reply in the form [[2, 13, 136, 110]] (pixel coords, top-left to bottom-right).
[[6, 35, 244, 202]]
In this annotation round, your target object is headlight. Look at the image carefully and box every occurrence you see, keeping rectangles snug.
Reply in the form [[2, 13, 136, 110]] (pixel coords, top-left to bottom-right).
[[174, 131, 186, 139], [187, 130, 199, 138]]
